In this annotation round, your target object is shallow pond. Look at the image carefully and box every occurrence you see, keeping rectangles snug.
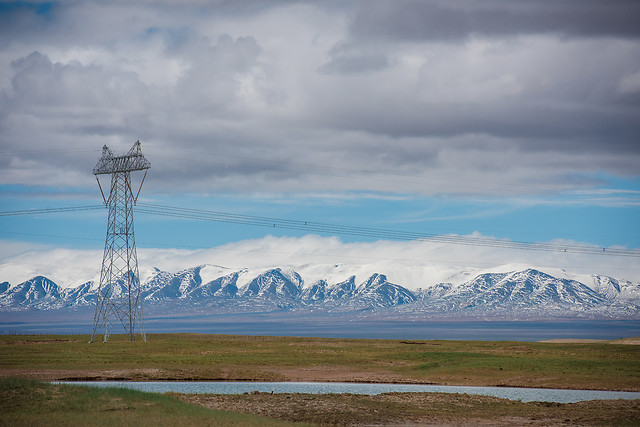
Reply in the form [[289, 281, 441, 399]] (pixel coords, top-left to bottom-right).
[[56, 381, 640, 403]]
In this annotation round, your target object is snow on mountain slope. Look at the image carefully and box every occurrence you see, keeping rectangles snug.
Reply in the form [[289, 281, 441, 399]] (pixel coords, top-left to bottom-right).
[[189, 272, 239, 299], [199, 265, 238, 286], [327, 276, 356, 300], [301, 279, 328, 303], [1, 264, 638, 318], [590, 275, 640, 301], [62, 282, 95, 306], [142, 268, 177, 300], [144, 266, 204, 300], [408, 268, 615, 318], [0, 276, 64, 309], [240, 268, 302, 300], [352, 273, 417, 308]]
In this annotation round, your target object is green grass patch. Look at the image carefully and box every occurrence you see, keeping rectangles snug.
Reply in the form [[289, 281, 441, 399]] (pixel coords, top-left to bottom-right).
[[0, 377, 300, 426], [388, 340, 640, 389], [1, 334, 639, 391]]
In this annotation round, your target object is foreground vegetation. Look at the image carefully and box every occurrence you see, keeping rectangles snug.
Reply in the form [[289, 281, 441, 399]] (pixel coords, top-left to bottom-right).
[[1, 333, 639, 391], [0, 377, 298, 426], [1, 378, 639, 426]]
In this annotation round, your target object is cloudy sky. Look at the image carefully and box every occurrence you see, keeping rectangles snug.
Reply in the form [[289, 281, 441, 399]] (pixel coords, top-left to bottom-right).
[[1, 0, 639, 285]]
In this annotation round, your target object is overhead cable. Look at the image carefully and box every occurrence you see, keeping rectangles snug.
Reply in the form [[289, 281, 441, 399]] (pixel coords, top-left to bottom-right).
[[135, 202, 640, 258], [2, 202, 639, 258], [0, 205, 104, 217]]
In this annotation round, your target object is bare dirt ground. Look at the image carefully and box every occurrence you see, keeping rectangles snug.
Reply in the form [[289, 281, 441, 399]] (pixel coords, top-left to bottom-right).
[[540, 338, 640, 345], [175, 391, 640, 426], [0, 367, 423, 384], [0, 368, 169, 382]]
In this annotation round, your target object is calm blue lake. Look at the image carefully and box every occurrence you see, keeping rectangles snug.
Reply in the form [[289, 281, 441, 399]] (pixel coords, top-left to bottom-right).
[[56, 381, 640, 403], [3, 309, 640, 341]]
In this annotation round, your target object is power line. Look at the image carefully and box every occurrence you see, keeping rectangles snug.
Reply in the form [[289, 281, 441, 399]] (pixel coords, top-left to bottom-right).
[[0, 230, 103, 243], [2, 202, 640, 258], [134, 202, 640, 258], [0, 205, 104, 217], [0, 148, 100, 155]]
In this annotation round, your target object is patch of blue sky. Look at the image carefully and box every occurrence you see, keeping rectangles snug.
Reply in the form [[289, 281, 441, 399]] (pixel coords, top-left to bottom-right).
[[2, 171, 638, 251], [0, 1, 54, 21], [131, 189, 640, 250]]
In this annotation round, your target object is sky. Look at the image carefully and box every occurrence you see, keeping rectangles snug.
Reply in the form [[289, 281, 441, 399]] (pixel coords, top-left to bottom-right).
[[1, 0, 639, 287]]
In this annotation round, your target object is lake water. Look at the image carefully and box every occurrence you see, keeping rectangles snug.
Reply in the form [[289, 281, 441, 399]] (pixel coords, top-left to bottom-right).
[[55, 381, 640, 403], [4, 311, 640, 342]]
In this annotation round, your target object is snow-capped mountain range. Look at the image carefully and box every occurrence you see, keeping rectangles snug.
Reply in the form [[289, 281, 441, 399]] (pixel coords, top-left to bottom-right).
[[1, 264, 638, 319]]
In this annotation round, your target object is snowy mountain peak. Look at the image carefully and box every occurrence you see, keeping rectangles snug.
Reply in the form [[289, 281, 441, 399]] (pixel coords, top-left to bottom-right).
[[357, 273, 388, 291], [327, 275, 356, 300], [301, 280, 328, 302], [240, 268, 302, 299], [0, 276, 62, 309], [353, 274, 416, 308], [0, 266, 638, 319]]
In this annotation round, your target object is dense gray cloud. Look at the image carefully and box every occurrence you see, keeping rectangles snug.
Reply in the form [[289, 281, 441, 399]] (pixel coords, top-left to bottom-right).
[[0, 0, 639, 198], [349, 0, 640, 42], [318, 41, 390, 75]]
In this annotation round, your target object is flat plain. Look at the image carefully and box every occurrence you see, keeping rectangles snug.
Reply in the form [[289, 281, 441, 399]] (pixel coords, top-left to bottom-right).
[[1, 333, 639, 425]]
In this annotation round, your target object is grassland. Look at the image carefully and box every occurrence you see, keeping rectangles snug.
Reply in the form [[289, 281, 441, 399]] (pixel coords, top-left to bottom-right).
[[1, 378, 639, 426], [1, 334, 639, 425], [1, 333, 639, 391], [0, 377, 299, 426]]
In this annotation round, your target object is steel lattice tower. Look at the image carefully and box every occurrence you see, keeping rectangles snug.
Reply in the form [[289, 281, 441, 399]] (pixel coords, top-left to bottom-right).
[[90, 141, 150, 343]]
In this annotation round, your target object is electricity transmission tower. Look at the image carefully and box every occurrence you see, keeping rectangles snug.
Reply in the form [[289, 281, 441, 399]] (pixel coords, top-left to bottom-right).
[[90, 141, 150, 343]]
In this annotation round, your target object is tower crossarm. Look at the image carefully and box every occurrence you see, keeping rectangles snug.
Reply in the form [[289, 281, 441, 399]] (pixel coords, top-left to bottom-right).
[[93, 140, 151, 175]]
